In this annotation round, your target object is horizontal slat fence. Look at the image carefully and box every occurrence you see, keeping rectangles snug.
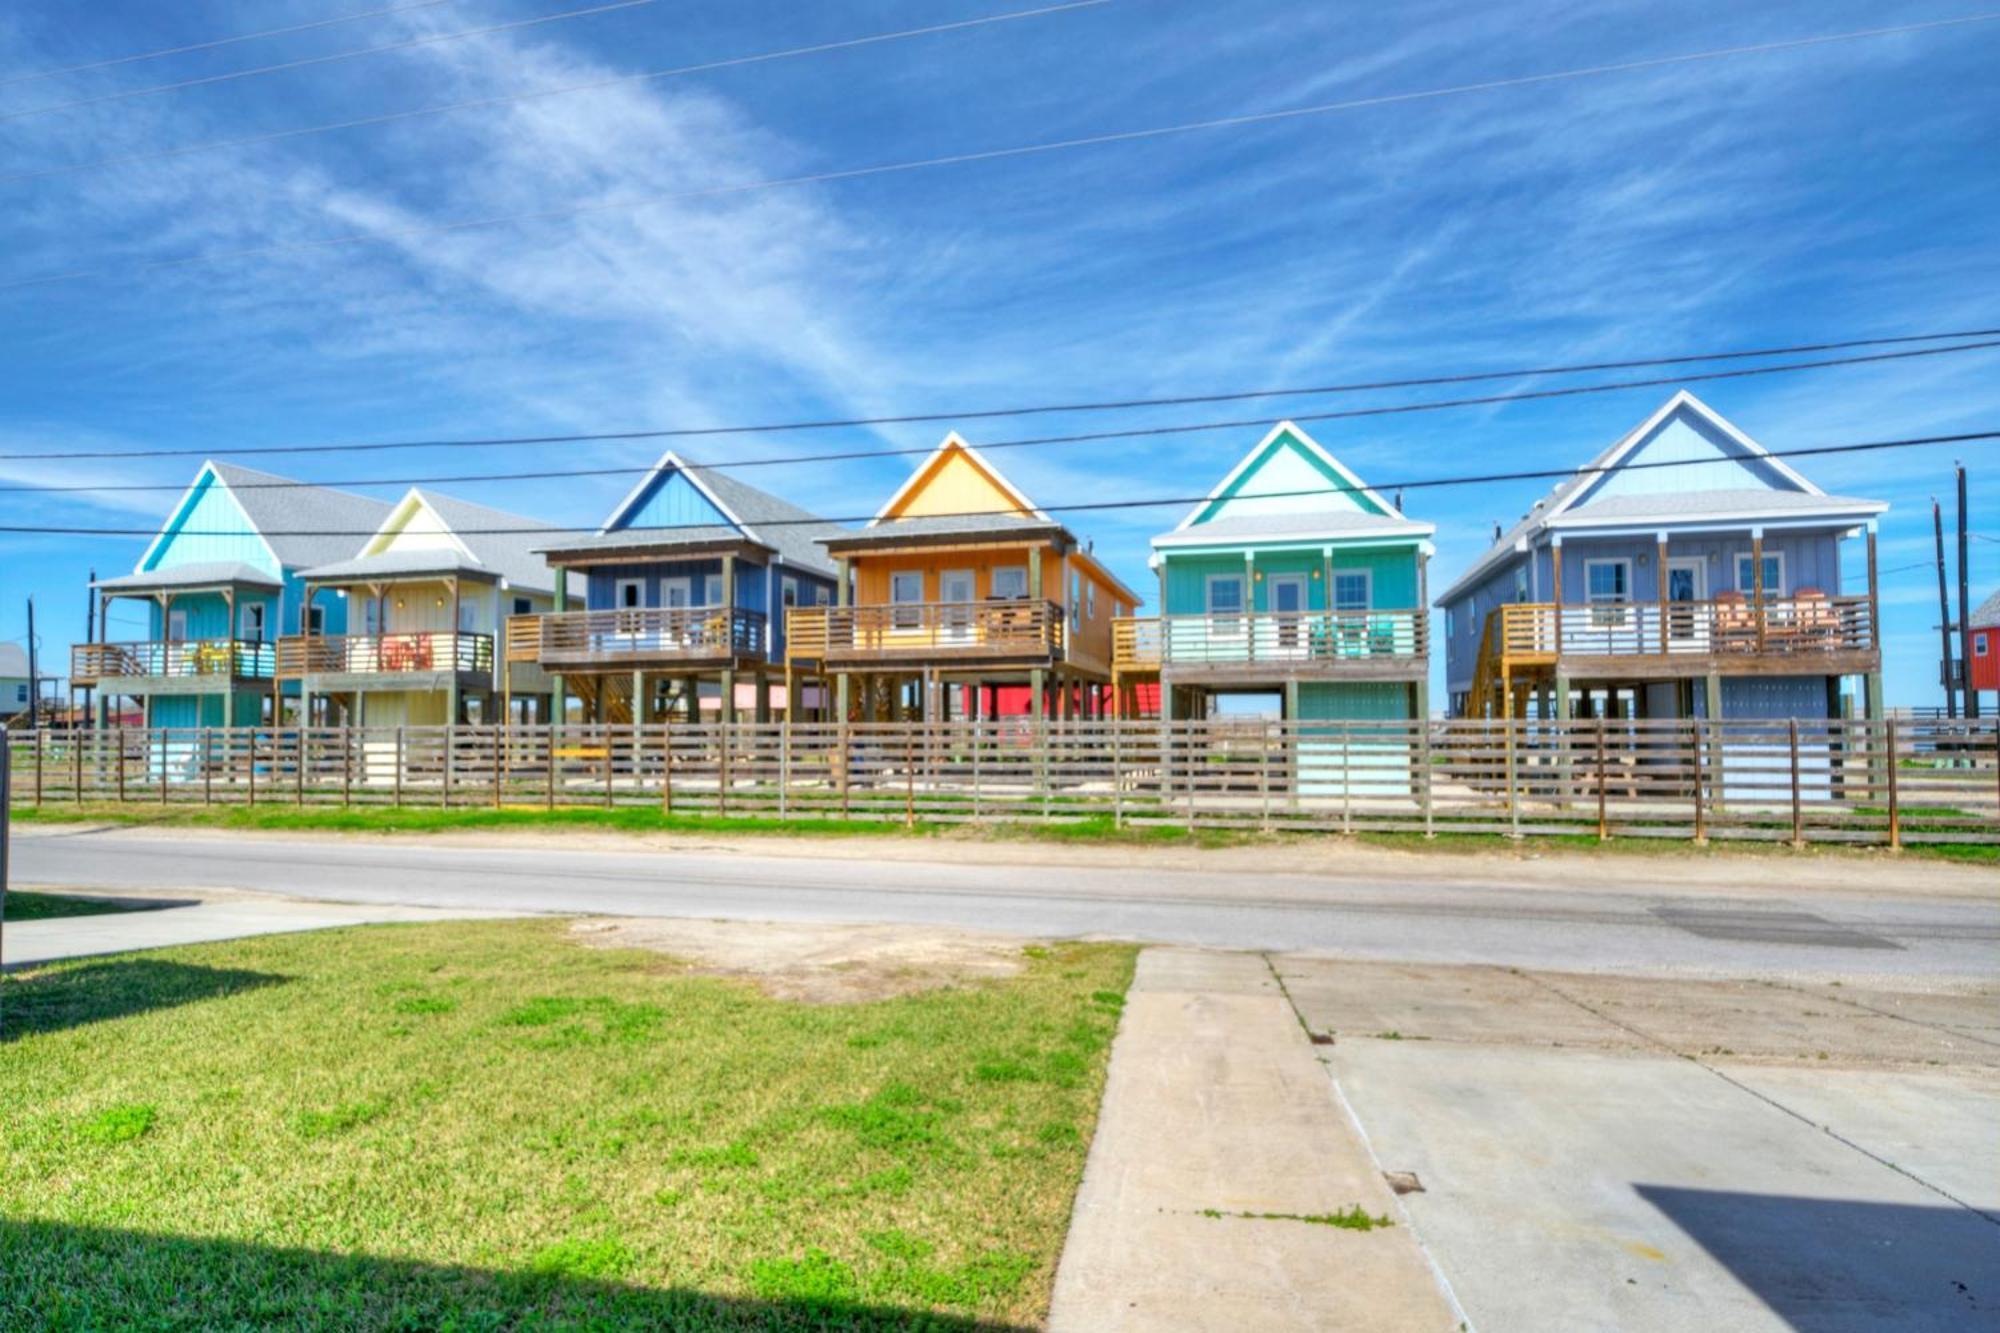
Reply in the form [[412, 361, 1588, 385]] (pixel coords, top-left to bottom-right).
[[8, 719, 1996, 846]]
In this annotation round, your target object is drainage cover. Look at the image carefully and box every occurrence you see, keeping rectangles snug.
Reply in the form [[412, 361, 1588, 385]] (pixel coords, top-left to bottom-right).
[[1650, 906, 1901, 950]]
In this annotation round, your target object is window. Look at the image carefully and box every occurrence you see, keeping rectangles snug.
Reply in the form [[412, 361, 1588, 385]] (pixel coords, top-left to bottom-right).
[[1514, 566, 1529, 603], [14, 684, 25, 704], [1070, 572, 1081, 632], [513, 596, 532, 617], [458, 599, 477, 633], [239, 602, 266, 642], [1332, 571, 1370, 612], [1734, 551, 1785, 601], [1584, 559, 1630, 628], [1445, 608, 1457, 640], [306, 606, 325, 634], [363, 598, 383, 635], [991, 566, 1028, 600], [1087, 581, 1097, 619], [890, 571, 924, 628], [1975, 634, 1989, 658], [781, 576, 799, 609], [1206, 575, 1244, 616], [616, 578, 645, 610], [167, 608, 189, 643]]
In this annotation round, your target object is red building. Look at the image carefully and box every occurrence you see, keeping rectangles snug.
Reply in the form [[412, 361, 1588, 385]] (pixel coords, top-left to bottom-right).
[[1971, 588, 2000, 699]]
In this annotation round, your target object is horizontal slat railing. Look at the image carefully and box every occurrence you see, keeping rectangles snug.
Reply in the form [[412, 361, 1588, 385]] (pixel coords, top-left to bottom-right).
[[518, 607, 766, 664], [276, 632, 494, 678], [1497, 596, 1875, 662], [1113, 609, 1425, 671], [11, 717, 1994, 848], [70, 638, 275, 683], [787, 601, 1064, 663]]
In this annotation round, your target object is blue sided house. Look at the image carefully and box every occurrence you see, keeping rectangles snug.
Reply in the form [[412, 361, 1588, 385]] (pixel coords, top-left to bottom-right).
[[78, 461, 391, 729], [1437, 391, 1887, 723], [522, 453, 846, 722]]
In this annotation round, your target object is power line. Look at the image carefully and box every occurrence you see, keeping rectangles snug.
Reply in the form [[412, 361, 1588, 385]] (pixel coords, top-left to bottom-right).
[[0, 0, 656, 125], [9, 10, 1996, 290], [4, 331, 1996, 471], [0, 1, 1111, 187], [0, 0, 465, 88], [4, 427, 1992, 538]]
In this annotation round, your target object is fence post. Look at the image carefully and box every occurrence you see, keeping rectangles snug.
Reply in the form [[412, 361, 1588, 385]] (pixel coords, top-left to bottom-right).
[[1595, 717, 1608, 842], [717, 723, 730, 817], [33, 730, 43, 807], [904, 727, 915, 830], [1788, 719, 1804, 848], [443, 723, 455, 810], [1341, 723, 1353, 836], [1690, 719, 1706, 845], [395, 726, 405, 809], [839, 720, 851, 821], [777, 720, 788, 821], [661, 720, 675, 817], [1885, 716, 1901, 850], [246, 727, 256, 807], [1110, 720, 1122, 830], [115, 726, 125, 803], [342, 725, 352, 808], [1504, 719, 1519, 839], [203, 727, 213, 806], [971, 721, 983, 822], [543, 725, 555, 811], [296, 727, 307, 806], [492, 723, 502, 809], [73, 730, 83, 805], [603, 727, 614, 809], [1420, 717, 1434, 840]]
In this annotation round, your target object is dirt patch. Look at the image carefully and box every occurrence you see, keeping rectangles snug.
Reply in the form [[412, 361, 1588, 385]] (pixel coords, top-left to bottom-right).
[[568, 917, 1035, 1003]]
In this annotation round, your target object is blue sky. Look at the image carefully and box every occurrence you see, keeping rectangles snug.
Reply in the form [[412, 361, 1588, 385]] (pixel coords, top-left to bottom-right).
[[1, 0, 1995, 703]]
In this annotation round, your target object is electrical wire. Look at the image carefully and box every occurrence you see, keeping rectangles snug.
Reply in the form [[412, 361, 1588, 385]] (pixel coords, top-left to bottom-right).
[[3, 427, 1992, 538], [8, 10, 1997, 289], [0, 1, 1111, 186], [3, 331, 1995, 472], [0, 0, 656, 124], [0, 0, 466, 88]]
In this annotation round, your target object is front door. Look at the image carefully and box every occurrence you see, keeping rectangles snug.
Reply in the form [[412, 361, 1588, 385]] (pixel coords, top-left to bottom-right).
[[1666, 558, 1705, 645], [1269, 575, 1306, 655], [940, 569, 975, 642]]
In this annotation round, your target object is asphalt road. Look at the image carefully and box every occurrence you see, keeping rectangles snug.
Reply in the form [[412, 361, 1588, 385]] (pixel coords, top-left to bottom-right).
[[13, 827, 1998, 980]]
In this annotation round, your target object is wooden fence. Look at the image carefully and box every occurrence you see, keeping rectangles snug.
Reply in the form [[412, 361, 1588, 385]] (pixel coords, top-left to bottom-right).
[[7, 718, 1997, 847]]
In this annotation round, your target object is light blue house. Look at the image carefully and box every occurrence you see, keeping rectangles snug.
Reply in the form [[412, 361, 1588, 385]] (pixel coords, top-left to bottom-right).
[[1117, 422, 1435, 723], [519, 452, 846, 722], [1436, 392, 1887, 721], [76, 461, 391, 728]]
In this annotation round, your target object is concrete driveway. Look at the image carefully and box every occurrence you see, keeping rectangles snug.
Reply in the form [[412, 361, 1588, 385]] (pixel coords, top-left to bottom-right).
[[1279, 958, 2000, 1331]]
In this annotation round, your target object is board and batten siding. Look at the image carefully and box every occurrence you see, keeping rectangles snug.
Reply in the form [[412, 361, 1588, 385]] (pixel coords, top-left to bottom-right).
[[1160, 547, 1419, 616]]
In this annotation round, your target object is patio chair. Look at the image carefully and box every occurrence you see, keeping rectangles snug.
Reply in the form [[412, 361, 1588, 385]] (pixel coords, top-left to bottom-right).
[[1713, 590, 1756, 652]]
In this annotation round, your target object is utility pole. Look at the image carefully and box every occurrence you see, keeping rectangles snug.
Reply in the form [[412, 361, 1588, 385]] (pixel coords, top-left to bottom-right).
[[1959, 463, 1978, 719], [23, 597, 36, 735], [1933, 498, 1956, 718]]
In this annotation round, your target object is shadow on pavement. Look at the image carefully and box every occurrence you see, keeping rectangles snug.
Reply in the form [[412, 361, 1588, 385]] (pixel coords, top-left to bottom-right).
[[1636, 1184, 2000, 1331], [0, 1219, 1030, 1330], [0, 958, 287, 1042]]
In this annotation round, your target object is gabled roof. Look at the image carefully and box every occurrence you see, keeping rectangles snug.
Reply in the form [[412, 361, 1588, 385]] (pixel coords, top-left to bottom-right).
[[0, 643, 29, 677], [1972, 588, 2000, 630], [97, 561, 284, 593], [1157, 421, 1432, 549], [206, 461, 394, 570], [579, 451, 843, 578], [1434, 391, 1886, 607], [297, 488, 576, 595], [869, 432, 1050, 526]]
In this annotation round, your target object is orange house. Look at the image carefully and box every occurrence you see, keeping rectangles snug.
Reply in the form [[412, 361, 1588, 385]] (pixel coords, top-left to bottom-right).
[[786, 433, 1142, 720]]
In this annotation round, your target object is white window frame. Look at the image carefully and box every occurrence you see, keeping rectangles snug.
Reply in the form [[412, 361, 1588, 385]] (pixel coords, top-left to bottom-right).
[[1069, 571, 1081, 632], [890, 570, 924, 629], [513, 596, 533, 617], [306, 605, 326, 634], [780, 575, 800, 609], [166, 608, 190, 642], [239, 601, 266, 643], [1206, 573, 1245, 617], [1584, 558, 1632, 629], [1330, 570, 1371, 613], [1513, 565, 1529, 603], [1734, 550, 1786, 601], [616, 577, 646, 611], [1086, 581, 1097, 619], [14, 683, 25, 704], [990, 565, 1028, 600], [1974, 633, 1989, 658]]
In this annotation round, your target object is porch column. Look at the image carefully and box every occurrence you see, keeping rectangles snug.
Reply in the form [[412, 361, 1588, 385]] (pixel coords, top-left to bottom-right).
[[1550, 536, 1564, 657], [719, 668, 736, 724], [550, 565, 568, 732], [1751, 528, 1766, 653], [1656, 534, 1669, 654], [447, 576, 462, 727], [632, 669, 646, 725], [299, 582, 314, 729], [755, 669, 770, 724], [1864, 520, 1881, 654]]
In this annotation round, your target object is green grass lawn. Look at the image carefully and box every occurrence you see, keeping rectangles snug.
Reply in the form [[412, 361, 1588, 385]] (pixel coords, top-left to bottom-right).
[[2, 890, 155, 922], [0, 919, 1134, 1330]]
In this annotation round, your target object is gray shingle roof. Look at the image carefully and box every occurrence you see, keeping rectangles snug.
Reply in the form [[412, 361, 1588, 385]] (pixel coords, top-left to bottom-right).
[[535, 526, 749, 558], [1550, 489, 1885, 525], [1972, 588, 2000, 630], [822, 512, 1060, 547], [683, 463, 845, 578], [208, 461, 393, 570], [1154, 510, 1432, 547], [409, 489, 571, 594], [0, 642, 28, 677], [295, 549, 500, 585], [97, 561, 284, 592]]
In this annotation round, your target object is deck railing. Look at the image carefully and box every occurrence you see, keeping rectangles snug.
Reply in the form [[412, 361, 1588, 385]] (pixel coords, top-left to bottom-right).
[[508, 607, 766, 667], [277, 631, 494, 679], [1495, 595, 1875, 662], [787, 600, 1064, 663], [71, 638, 275, 684], [1114, 609, 1426, 672]]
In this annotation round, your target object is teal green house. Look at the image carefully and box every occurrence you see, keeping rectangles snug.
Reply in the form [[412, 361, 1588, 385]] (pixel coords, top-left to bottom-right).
[[1117, 422, 1435, 724], [77, 461, 391, 729]]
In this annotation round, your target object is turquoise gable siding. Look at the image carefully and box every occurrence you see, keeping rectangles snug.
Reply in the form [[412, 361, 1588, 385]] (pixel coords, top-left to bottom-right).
[[610, 470, 736, 535], [1570, 406, 1796, 506], [142, 472, 279, 576], [1161, 547, 1419, 615], [1193, 429, 1385, 525]]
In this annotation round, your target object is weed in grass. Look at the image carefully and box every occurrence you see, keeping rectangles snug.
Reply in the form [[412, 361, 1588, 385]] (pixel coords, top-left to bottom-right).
[[746, 1247, 859, 1304], [1200, 1205, 1392, 1230], [864, 1229, 935, 1263], [295, 1099, 387, 1139], [1089, 990, 1126, 1012], [498, 995, 662, 1045], [528, 1236, 632, 1281], [667, 1140, 759, 1170], [78, 1103, 155, 1145], [1035, 1121, 1081, 1147], [392, 995, 456, 1016]]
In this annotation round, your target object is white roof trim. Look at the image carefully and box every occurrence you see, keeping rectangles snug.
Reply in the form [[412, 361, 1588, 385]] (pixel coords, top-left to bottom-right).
[[1546, 499, 1886, 531], [1171, 421, 1399, 532], [600, 450, 752, 540], [868, 432, 1049, 527], [1545, 390, 1824, 522], [365, 488, 480, 563], [1153, 521, 1436, 549], [136, 460, 283, 576]]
